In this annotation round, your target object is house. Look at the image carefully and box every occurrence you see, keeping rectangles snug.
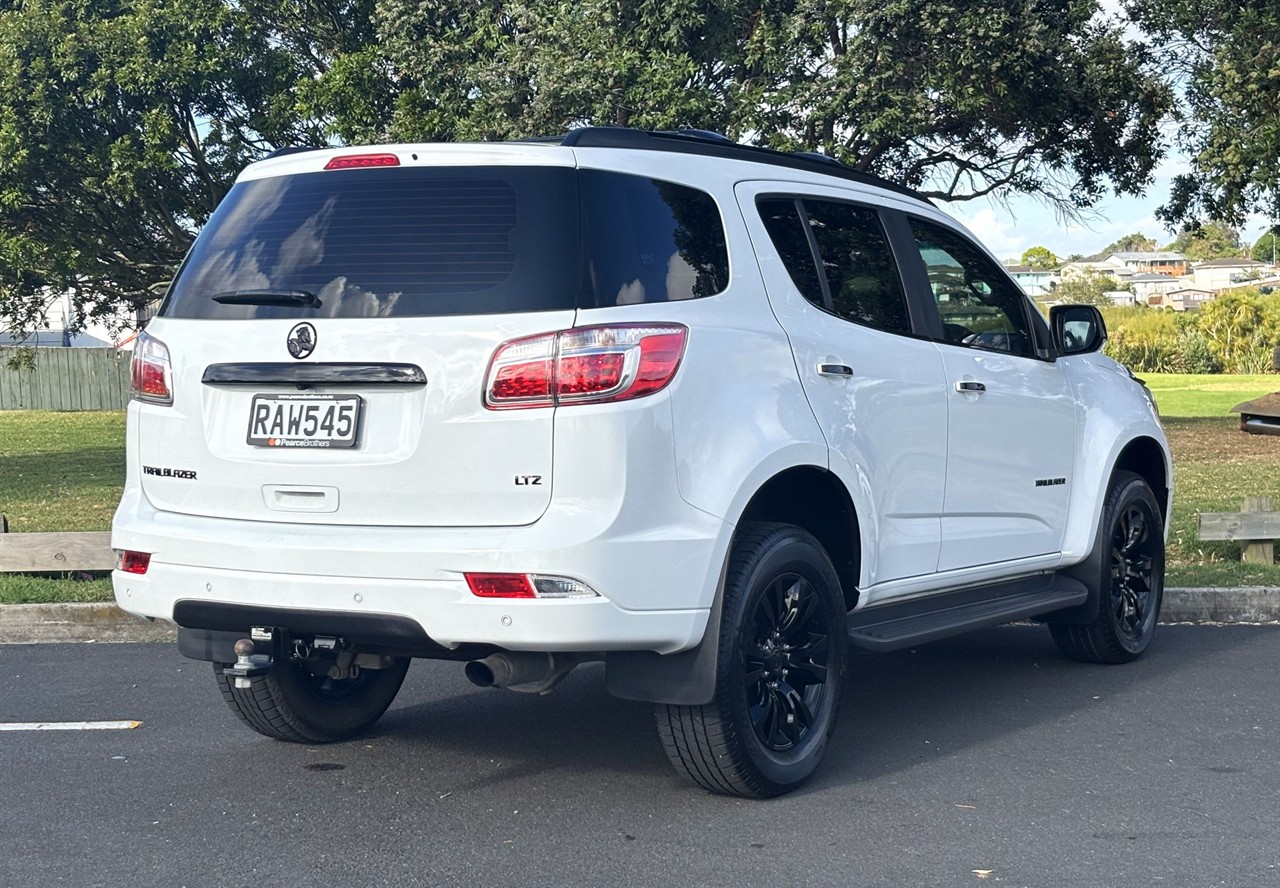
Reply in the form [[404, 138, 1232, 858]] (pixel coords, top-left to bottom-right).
[[1192, 258, 1269, 291], [1002, 264, 1059, 297], [1104, 251, 1189, 277], [1058, 253, 1130, 283], [1165, 288, 1213, 311], [1106, 290, 1140, 307], [1128, 272, 1185, 302]]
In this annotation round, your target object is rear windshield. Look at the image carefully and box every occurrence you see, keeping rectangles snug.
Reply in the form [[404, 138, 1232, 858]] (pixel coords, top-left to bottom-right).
[[161, 166, 728, 319]]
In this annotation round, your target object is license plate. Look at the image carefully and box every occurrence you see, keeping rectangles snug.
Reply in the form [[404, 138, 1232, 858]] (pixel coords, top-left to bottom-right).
[[246, 394, 362, 449]]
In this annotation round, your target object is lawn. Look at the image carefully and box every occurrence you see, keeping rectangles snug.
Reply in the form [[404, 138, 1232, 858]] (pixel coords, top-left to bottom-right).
[[3, 376, 1280, 602]]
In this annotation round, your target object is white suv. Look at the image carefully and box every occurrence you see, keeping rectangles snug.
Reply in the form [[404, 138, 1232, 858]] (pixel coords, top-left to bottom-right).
[[113, 128, 1171, 798]]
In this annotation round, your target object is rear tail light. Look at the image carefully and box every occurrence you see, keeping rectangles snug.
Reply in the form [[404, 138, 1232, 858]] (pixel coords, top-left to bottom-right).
[[465, 573, 599, 600], [484, 324, 687, 409], [130, 331, 173, 406], [116, 550, 151, 575]]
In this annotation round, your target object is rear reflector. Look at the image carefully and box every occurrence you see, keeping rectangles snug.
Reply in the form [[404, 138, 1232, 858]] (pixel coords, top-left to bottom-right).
[[324, 153, 400, 170], [485, 324, 687, 409], [466, 573, 536, 599], [465, 573, 599, 600], [117, 551, 151, 575]]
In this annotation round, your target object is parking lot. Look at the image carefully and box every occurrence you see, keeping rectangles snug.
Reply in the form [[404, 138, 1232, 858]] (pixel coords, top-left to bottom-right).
[[1, 625, 1276, 887]]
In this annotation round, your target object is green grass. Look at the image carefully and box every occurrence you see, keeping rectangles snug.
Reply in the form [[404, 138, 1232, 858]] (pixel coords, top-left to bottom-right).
[[1, 410, 123, 603], [0, 574, 114, 604], [0, 410, 125, 532], [1142, 373, 1277, 419], [4, 383, 1280, 603]]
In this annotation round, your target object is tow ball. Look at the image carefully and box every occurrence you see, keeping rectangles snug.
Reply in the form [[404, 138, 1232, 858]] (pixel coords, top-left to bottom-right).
[[223, 638, 272, 689]]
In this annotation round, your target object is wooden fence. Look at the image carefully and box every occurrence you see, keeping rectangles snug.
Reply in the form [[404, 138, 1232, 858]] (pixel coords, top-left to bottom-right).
[[0, 347, 131, 410]]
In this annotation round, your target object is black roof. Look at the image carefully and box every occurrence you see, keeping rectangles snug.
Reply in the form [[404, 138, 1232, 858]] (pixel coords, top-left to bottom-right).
[[264, 128, 927, 203], [542, 128, 926, 202]]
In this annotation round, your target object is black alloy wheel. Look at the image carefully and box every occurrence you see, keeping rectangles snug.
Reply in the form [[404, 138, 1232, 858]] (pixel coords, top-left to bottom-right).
[[1050, 470, 1164, 664], [656, 522, 847, 798], [743, 573, 831, 753], [1110, 500, 1158, 643]]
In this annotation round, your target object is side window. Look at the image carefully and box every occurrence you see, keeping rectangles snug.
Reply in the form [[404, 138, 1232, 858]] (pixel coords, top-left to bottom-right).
[[908, 218, 1034, 356], [802, 200, 912, 336], [756, 197, 824, 307], [580, 171, 729, 306]]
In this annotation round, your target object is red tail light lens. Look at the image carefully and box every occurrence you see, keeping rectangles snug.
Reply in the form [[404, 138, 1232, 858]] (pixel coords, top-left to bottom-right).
[[324, 153, 400, 170], [116, 550, 151, 575], [130, 331, 173, 405], [484, 324, 687, 409]]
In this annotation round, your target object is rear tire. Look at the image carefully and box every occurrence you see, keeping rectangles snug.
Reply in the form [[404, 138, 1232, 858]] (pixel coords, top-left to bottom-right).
[[656, 522, 847, 798], [214, 650, 410, 743], [1050, 471, 1164, 664]]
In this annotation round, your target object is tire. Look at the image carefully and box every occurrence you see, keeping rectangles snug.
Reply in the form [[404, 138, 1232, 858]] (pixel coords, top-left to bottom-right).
[[1050, 470, 1164, 664], [214, 649, 411, 743], [655, 522, 847, 798]]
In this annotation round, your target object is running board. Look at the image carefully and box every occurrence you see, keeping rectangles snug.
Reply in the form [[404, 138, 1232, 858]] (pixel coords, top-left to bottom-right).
[[847, 574, 1089, 652]]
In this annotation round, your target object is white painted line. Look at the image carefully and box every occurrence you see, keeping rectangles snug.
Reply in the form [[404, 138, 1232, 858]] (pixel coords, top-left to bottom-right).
[[0, 720, 142, 731]]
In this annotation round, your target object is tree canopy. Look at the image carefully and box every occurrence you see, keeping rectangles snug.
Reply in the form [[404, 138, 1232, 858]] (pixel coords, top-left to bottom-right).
[[1162, 221, 1245, 262], [1101, 233, 1158, 254], [1126, 0, 1280, 226], [1252, 230, 1280, 266], [0, 0, 1177, 333], [1056, 268, 1123, 306], [1021, 246, 1058, 269], [0, 0, 321, 334]]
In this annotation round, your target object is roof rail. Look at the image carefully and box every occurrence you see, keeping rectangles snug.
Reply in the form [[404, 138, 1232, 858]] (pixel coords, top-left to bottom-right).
[[555, 127, 925, 202]]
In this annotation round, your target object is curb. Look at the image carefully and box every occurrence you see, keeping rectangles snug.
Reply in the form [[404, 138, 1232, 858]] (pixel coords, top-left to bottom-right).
[[0, 588, 1277, 644]]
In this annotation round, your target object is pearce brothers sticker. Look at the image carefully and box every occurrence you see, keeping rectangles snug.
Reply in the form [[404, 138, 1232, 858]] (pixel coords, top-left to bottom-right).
[[143, 466, 197, 480]]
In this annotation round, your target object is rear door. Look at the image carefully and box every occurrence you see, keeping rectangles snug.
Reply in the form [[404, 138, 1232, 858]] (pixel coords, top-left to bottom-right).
[[137, 151, 579, 527], [737, 182, 949, 588]]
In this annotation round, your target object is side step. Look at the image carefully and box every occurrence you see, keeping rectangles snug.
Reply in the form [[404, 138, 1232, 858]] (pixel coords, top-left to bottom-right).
[[847, 574, 1089, 652]]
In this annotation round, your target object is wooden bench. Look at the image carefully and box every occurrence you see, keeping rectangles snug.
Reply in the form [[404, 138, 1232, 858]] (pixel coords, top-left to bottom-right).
[[0, 516, 114, 572], [1197, 496, 1280, 564]]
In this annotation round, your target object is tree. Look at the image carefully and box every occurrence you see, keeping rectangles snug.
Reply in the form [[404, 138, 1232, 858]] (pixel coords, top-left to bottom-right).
[[1101, 232, 1158, 254], [1126, 0, 1280, 227], [1021, 246, 1058, 269], [375, 0, 1172, 216], [0, 0, 323, 336], [1253, 230, 1280, 266], [1055, 268, 1121, 306], [1163, 221, 1244, 261]]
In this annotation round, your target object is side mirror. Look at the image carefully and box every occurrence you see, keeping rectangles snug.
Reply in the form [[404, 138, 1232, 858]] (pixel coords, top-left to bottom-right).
[[1050, 304, 1107, 355]]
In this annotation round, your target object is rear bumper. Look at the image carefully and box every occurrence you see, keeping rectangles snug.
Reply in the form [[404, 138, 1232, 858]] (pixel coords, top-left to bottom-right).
[[111, 485, 726, 655]]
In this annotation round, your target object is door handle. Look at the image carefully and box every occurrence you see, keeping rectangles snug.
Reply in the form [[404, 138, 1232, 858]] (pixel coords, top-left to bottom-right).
[[818, 363, 854, 377], [955, 381, 986, 393]]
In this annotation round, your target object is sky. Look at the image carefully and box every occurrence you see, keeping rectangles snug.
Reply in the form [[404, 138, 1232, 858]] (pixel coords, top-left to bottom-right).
[[943, 153, 1272, 264]]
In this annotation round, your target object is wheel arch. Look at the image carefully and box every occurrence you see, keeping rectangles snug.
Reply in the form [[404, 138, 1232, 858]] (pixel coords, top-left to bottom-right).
[[1050, 434, 1170, 625], [606, 463, 861, 705]]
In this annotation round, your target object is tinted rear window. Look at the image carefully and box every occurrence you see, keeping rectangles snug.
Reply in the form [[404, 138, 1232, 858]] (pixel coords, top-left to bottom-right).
[[162, 166, 728, 320]]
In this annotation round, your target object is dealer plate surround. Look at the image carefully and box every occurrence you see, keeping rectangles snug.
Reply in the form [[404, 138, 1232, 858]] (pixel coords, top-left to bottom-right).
[[247, 393, 363, 449]]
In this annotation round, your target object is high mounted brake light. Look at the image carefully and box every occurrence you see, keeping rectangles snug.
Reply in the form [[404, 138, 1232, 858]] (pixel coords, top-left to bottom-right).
[[323, 153, 400, 170], [130, 331, 173, 406], [484, 324, 687, 410]]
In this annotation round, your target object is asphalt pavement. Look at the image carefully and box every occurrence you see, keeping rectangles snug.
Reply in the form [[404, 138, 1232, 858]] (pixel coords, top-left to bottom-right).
[[1, 625, 1276, 888]]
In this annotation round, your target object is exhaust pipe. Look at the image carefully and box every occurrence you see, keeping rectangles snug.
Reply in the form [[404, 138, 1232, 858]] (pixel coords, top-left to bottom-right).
[[464, 652, 593, 694]]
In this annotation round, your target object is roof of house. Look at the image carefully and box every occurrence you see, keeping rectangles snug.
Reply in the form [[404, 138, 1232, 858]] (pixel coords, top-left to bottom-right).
[[1107, 251, 1186, 262], [1129, 273, 1179, 282], [1168, 288, 1212, 296], [1004, 265, 1055, 274], [1195, 257, 1266, 268]]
